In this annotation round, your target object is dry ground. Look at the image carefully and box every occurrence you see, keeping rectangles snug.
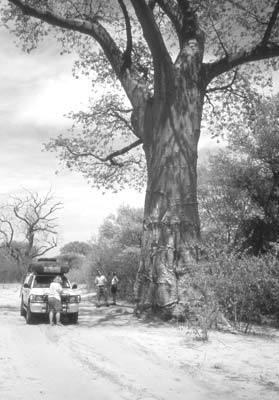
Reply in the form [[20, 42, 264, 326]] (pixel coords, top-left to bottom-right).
[[0, 284, 279, 400]]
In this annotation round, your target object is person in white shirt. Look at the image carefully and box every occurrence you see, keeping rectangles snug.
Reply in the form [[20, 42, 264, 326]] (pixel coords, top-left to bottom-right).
[[110, 272, 119, 305], [94, 270, 109, 307], [48, 275, 63, 326]]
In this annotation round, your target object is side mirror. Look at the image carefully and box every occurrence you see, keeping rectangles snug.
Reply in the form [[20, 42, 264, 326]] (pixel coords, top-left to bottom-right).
[[23, 283, 30, 289], [72, 283, 78, 289]]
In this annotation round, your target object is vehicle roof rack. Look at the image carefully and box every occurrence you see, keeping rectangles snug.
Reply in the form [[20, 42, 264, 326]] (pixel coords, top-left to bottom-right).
[[28, 259, 69, 274]]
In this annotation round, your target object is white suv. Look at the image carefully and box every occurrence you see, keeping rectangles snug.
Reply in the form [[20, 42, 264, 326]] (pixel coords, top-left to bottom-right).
[[20, 258, 81, 324]]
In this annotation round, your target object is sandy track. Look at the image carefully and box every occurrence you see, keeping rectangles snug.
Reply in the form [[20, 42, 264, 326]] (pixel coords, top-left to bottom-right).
[[1, 284, 279, 400]]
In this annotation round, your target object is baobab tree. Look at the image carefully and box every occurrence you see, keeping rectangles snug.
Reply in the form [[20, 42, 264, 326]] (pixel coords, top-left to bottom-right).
[[2, 0, 279, 315]]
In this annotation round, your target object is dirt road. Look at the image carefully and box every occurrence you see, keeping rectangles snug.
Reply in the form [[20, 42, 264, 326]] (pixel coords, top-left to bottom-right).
[[1, 284, 279, 400]]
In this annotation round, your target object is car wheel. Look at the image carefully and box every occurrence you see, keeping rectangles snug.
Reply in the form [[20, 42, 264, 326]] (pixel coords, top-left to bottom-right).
[[26, 304, 35, 324], [20, 297, 26, 317], [68, 312, 78, 324]]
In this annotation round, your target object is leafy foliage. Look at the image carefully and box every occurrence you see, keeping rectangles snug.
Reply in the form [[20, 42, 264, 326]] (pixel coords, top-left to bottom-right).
[[44, 93, 146, 191], [88, 205, 143, 299], [59, 241, 94, 282], [60, 240, 93, 256], [199, 93, 279, 254], [190, 249, 279, 331], [0, 247, 21, 282]]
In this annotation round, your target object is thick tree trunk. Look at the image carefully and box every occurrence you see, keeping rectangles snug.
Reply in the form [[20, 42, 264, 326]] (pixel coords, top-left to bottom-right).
[[134, 74, 204, 318]]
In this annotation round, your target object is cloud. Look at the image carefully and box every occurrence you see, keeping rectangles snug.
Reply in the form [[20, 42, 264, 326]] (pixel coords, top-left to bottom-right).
[[0, 29, 91, 126]]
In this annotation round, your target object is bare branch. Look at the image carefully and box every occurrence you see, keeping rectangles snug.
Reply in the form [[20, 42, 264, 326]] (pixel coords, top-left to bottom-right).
[[33, 238, 58, 258], [204, 93, 216, 113], [0, 218, 14, 247], [67, 0, 84, 19], [206, 69, 238, 93], [208, 14, 228, 58], [13, 205, 30, 226], [106, 108, 134, 132]]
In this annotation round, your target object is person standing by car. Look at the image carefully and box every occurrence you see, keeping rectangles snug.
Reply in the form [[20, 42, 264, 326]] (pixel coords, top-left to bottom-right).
[[110, 272, 119, 305], [48, 276, 63, 326], [95, 270, 109, 307]]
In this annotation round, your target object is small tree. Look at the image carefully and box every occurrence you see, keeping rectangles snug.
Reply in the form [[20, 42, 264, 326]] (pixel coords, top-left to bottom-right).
[[60, 241, 93, 256], [0, 190, 63, 275]]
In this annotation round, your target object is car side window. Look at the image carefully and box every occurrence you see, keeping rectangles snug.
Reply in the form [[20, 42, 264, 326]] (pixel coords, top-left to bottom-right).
[[26, 275, 33, 288]]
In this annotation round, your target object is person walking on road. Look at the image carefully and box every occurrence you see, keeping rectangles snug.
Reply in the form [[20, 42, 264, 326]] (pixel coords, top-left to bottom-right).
[[48, 275, 63, 326], [95, 270, 109, 307], [111, 272, 119, 305]]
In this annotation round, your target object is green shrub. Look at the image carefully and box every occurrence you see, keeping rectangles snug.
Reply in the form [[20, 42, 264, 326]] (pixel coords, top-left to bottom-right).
[[190, 251, 279, 331]]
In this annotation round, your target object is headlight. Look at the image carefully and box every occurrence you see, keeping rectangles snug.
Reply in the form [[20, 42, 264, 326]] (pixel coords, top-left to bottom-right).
[[30, 294, 46, 303], [69, 295, 81, 303]]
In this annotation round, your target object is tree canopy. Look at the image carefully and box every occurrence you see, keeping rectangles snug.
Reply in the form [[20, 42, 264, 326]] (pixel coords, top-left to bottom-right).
[[2, 0, 279, 188], [60, 240, 93, 256]]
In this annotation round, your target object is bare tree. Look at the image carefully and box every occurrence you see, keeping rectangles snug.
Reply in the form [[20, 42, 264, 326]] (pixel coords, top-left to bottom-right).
[[0, 190, 63, 274]]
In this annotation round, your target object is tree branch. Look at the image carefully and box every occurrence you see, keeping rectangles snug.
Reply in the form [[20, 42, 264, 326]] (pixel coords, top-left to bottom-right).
[[9, 0, 98, 34], [13, 205, 30, 226], [208, 14, 228, 58], [33, 238, 58, 258], [130, 0, 173, 96], [206, 69, 238, 93], [130, 0, 170, 61], [0, 217, 14, 247], [156, 0, 182, 42], [261, 0, 279, 47], [118, 0, 132, 72], [205, 42, 279, 84], [8, 0, 144, 106], [65, 138, 142, 167]]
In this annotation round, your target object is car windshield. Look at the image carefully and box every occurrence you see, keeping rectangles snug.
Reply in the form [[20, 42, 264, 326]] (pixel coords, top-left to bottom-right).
[[33, 275, 70, 288]]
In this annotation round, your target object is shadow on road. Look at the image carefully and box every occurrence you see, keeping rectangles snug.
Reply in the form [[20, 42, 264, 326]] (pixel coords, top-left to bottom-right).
[[0, 295, 167, 329], [77, 299, 136, 328], [0, 304, 19, 313]]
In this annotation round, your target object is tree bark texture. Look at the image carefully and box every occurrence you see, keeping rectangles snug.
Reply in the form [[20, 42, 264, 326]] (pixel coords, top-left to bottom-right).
[[135, 59, 205, 316]]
